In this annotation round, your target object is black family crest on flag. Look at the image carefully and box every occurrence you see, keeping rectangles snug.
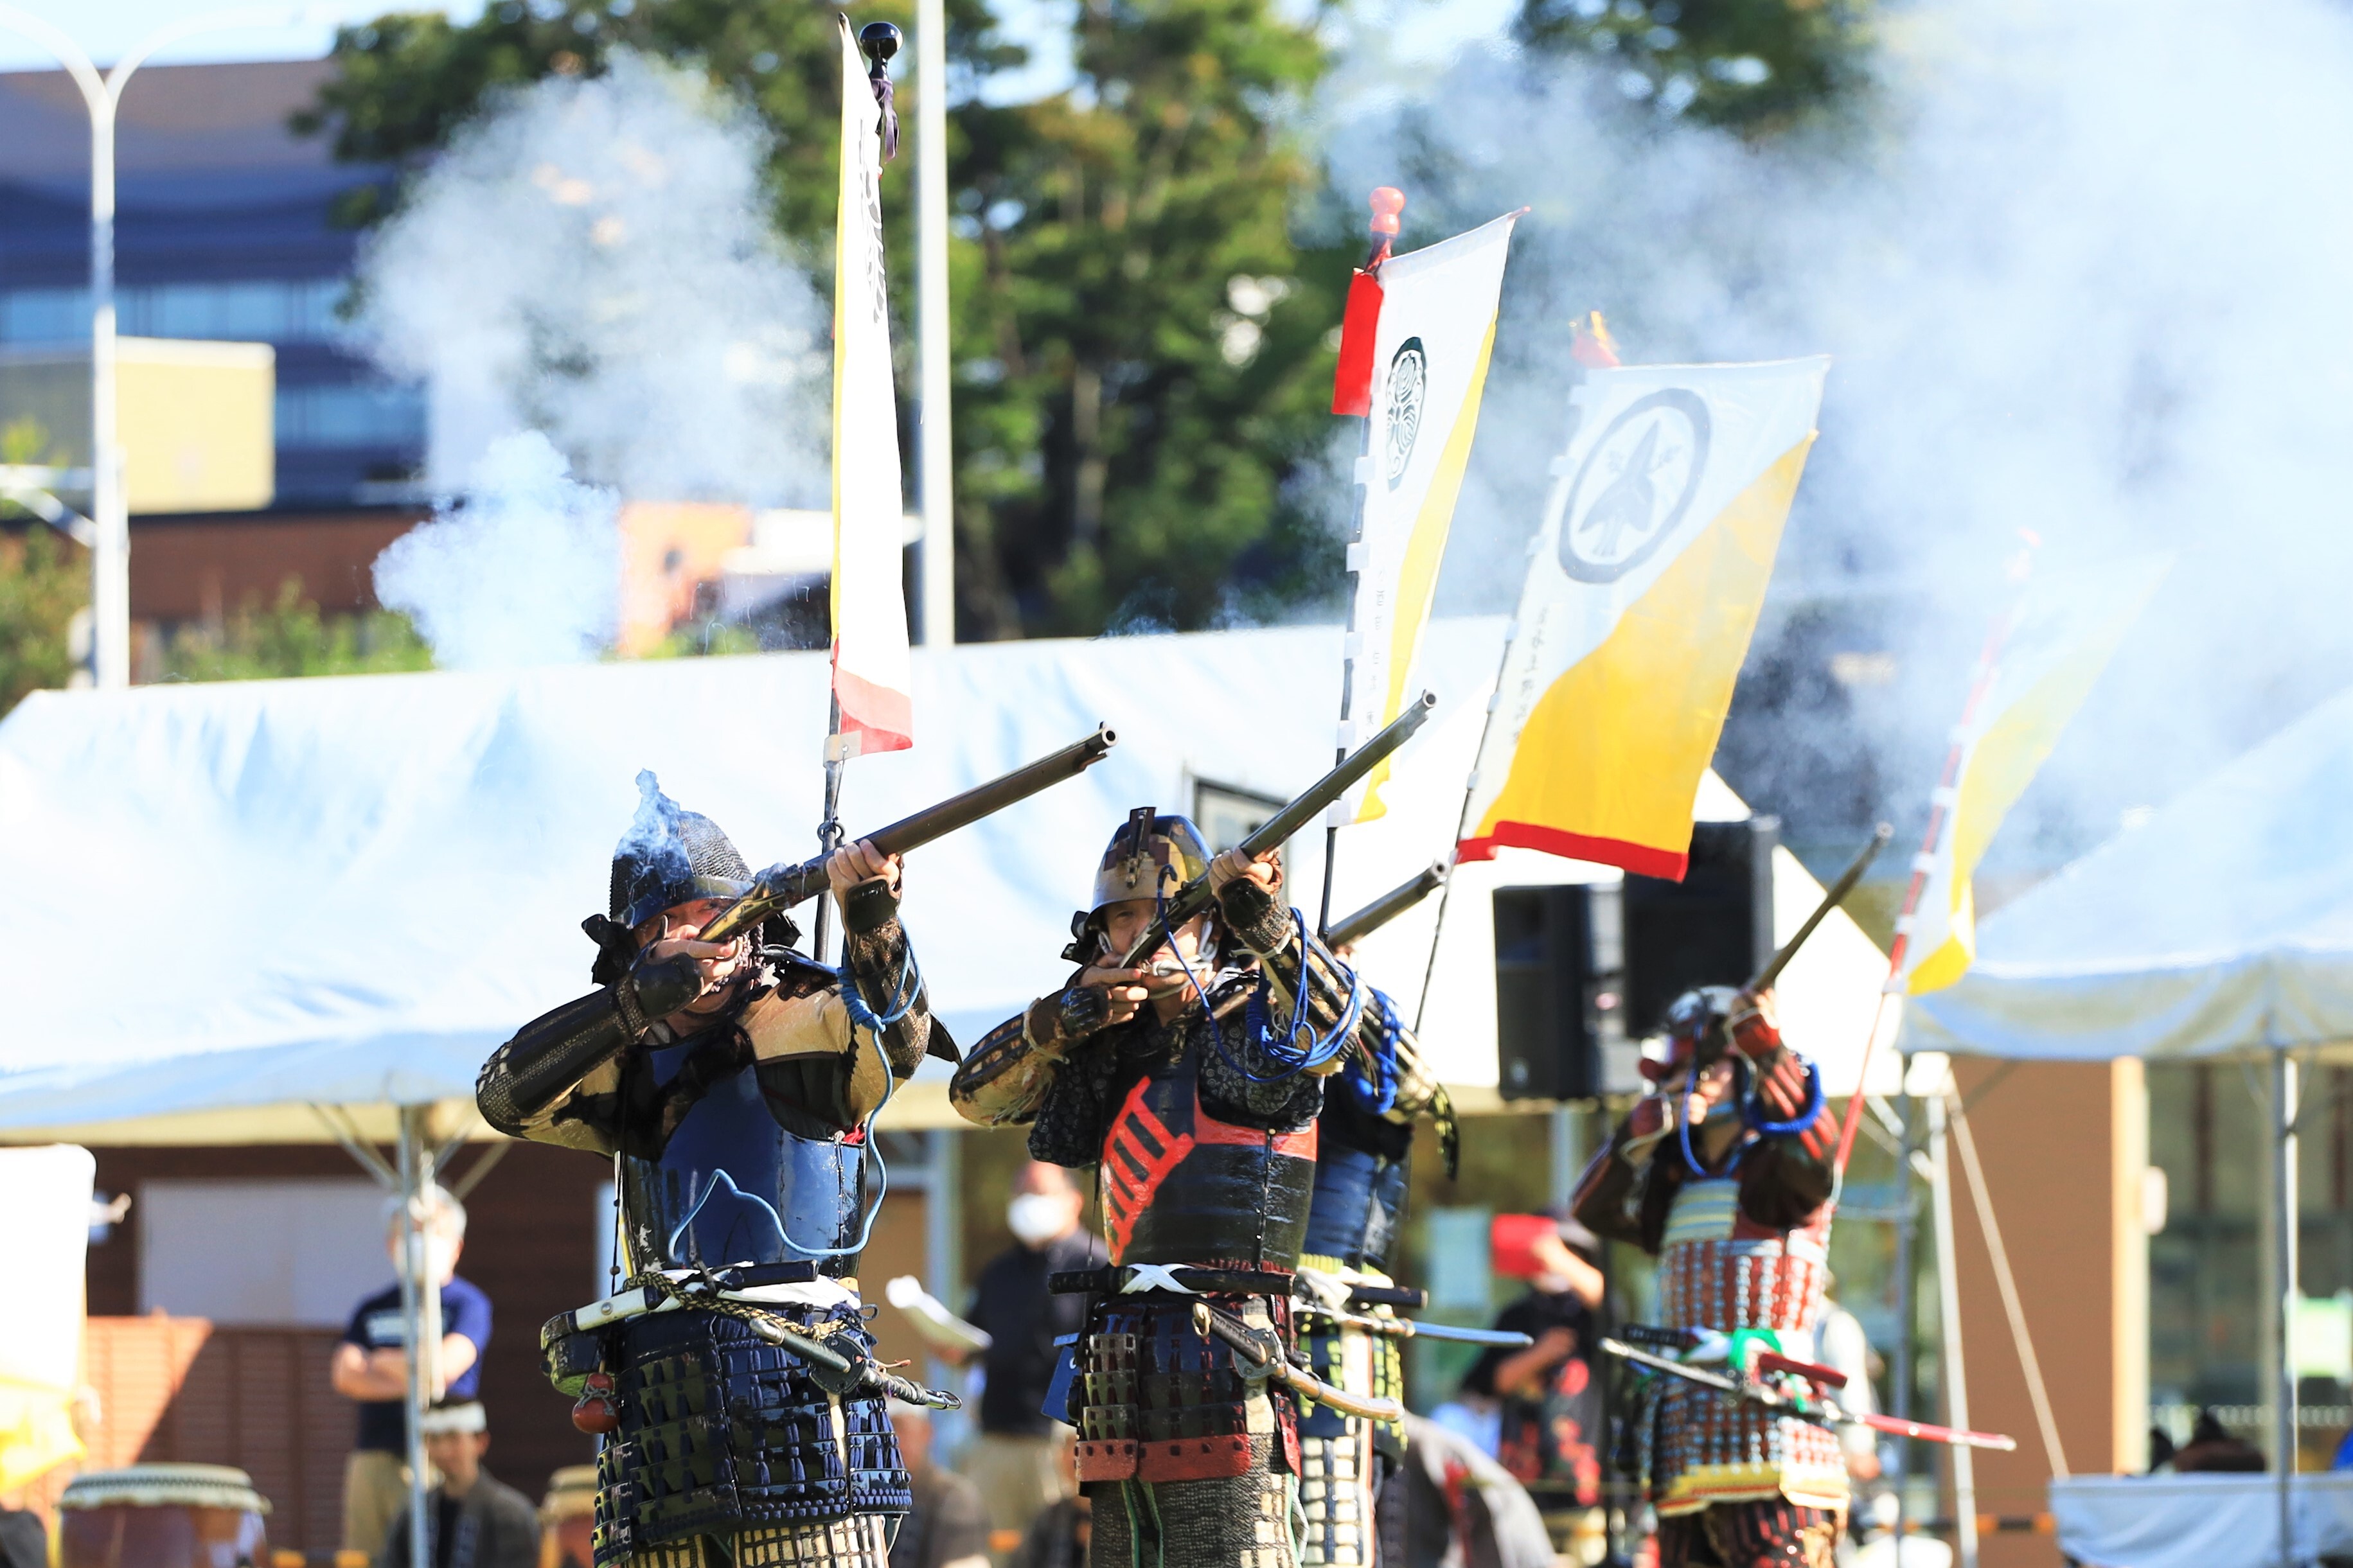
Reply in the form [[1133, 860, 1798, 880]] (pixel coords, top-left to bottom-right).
[[1383, 335, 1428, 489], [1559, 387, 1710, 583]]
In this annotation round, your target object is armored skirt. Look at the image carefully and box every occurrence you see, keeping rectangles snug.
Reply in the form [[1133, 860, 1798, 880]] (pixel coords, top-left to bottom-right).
[[590, 1294, 909, 1568], [1647, 1180, 1847, 1520]]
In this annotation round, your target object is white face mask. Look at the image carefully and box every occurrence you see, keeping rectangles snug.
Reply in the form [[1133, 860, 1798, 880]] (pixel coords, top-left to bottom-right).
[[1008, 1193, 1071, 1247]]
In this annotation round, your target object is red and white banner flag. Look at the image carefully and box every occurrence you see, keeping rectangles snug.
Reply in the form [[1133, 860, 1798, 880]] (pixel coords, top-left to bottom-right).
[[829, 12, 912, 757]]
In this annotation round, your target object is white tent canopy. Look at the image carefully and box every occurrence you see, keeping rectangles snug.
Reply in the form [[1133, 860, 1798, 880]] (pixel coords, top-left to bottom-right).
[[1898, 683, 2353, 1567], [0, 620, 1896, 1140], [1904, 680, 2353, 1061]]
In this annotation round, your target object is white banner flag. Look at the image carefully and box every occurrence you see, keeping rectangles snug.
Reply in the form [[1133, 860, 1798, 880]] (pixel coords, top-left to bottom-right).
[[829, 13, 912, 757], [1338, 210, 1520, 822]]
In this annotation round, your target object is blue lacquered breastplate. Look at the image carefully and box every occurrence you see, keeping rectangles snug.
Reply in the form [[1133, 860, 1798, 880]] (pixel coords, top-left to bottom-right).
[[619, 1035, 864, 1276]]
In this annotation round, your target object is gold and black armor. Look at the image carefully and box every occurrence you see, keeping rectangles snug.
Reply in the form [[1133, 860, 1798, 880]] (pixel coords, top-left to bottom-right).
[[479, 776, 939, 1568]]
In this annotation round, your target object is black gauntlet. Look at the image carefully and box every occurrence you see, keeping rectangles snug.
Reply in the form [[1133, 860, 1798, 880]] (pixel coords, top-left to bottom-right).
[[1053, 983, 1111, 1043], [839, 874, 900, 935], [477, 951, 700, 1138]]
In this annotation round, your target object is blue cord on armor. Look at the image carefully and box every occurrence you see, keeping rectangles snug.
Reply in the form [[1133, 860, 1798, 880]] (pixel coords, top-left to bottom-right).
[[1743, 1055, 1825, 1136], [780, 940, 921, 1259], [1676, 1080, 1746, 1178], [1341, 987, 1402, 1115], [1156, 871, 1362, 1084]]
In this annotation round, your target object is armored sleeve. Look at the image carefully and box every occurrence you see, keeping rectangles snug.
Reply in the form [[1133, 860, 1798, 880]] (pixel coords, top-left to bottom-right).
[[838, 876, 936, 1082], [1338, 989, 1459, 1172], [753, 878, 940, 1134], [475, 953, 700, 1153], [1216, 877, 1360, 1076], [1572, 1096, 1682, 1251], [948, 980, 1114, 1127], [1735, 1045, 1836, 1231]]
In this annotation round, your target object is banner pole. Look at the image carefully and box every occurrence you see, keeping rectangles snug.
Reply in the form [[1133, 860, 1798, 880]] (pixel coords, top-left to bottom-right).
[[813, 696, 846, 964], [1320, 189, 1403, 938], [1409, 322, 1612, 1032], [1831, 541, 2036, 1177]]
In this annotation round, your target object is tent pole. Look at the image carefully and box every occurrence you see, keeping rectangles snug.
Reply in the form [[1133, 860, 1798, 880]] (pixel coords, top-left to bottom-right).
[[1928, 1087, 1978, 1568], [1891, 1067, 1917, 1549], [2270, 1046, 2300, 1568], [924, 1127, 964, 1457], [397, 1104, 431, 1568]]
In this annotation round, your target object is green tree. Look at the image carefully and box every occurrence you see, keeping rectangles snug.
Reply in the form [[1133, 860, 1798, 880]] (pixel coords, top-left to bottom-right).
[[950, 0, 1347, 635], [162, 579, 434, 682], [0, 418, 87, 718], [1517, 0, 1872, 133], [298, 0, 1351, 639]]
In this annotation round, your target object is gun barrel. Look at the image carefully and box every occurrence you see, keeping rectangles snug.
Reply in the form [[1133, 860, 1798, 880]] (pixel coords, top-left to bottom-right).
[[699, 725, 1118, 945], [1748, 822, 1892, 992], [1324, 860, 1448, 947], [1117, 691, 1437, 967]]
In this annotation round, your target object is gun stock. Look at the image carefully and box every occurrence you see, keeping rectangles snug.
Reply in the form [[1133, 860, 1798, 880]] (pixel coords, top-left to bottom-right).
[[1324, 861, 1448, 948], [1115, 692, 1438, 967], [699, 725, 1118, 946]]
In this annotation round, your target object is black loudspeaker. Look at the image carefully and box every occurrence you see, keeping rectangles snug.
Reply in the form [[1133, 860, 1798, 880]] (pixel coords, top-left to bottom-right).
[[1620, 817, 1779, 1038], [1493, 884, 1625, 1102]]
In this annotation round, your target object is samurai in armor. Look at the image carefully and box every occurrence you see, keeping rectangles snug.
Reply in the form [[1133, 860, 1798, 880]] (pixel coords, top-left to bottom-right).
[[1291, 985, 1453, 1568], [477, 773, 952, 1568], [1572, 986, 1845, 1568], [948, 810, 1369, 1568]]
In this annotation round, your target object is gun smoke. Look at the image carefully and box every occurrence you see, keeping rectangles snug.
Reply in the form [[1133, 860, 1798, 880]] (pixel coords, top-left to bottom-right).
[[353, 50, 826, 667], [1320, 0, 2353, 864], [373, 432, 619, 670]]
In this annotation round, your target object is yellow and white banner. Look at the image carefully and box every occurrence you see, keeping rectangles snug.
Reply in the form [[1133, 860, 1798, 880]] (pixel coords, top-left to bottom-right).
[[1340, 211, 1520, 823], [1460, 357, 1828, 878], [1902, 554, 2167, 993], [830, 13, 912, 757]]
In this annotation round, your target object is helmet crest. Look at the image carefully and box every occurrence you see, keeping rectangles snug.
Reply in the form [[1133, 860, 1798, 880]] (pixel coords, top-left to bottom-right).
[[609, 771, 754, 929]]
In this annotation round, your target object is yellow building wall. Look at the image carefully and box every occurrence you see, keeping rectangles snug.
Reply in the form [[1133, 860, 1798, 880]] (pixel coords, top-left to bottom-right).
[[0, 338, 273, 514]]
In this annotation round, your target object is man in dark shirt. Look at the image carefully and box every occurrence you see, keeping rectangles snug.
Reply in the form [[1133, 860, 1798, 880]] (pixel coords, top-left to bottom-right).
[[1461, 1215, 1606, 1511], [332, 1192, 494, 1556], [956, 1160, 1105, 1561], [376, 1401, 540, 1568], [889, 1401, 991, 1568]]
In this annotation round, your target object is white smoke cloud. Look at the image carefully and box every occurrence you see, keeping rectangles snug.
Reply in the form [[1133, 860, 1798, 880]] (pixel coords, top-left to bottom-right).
[[351, 50, 827, 506], [373, 431, 619, 669], [1317, 0, 2353, 856]]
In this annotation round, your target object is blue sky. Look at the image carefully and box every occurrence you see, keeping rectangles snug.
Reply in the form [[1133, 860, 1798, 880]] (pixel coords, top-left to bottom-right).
[[0, 0, 1514, 92]]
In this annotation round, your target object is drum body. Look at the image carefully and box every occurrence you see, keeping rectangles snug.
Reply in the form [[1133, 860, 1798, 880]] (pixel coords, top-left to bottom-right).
[[541, 1463, 599, 1568], [58, 1465, 271, 1568]]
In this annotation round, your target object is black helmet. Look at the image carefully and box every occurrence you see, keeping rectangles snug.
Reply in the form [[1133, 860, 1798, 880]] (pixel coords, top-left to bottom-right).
[[610, 771, 754, 929], [1644, 984, 1745, 1080]]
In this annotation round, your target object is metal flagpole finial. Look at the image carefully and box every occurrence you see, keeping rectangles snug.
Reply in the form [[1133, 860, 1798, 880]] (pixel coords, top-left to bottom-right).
[[1367, 186, 1405, 269], [860, 21, 902, 161]]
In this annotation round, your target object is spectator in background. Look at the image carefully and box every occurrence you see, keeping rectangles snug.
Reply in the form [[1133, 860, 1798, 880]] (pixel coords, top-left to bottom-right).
[[889, 1402, 991, 1568], [1008, 1431, 1086, 1568], [952, 1161, 1106, 1562], [1461, 1215, 1607, 1511], [377, 1401, 539, 1568], [333, 1188, 493, 1558], [1815, 1274, 1883, 1484], [2165, 1407, 2264, 1472]]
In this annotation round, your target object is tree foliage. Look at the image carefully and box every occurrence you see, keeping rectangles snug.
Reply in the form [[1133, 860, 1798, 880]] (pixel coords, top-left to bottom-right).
[[1516, 0, 1872, 132], [160, 579, 434, 683], [0, 526, 85, 719], [298, 0, 1349, 638], [0, 418, 87, 718]]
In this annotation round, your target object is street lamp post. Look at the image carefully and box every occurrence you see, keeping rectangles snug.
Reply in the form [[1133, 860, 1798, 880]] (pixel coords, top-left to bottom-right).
[[0, 4, 316, 689]]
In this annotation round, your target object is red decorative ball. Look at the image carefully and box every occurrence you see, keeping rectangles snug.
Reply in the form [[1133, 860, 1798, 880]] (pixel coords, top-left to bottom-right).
[[572, 1371, 621, 1435]]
